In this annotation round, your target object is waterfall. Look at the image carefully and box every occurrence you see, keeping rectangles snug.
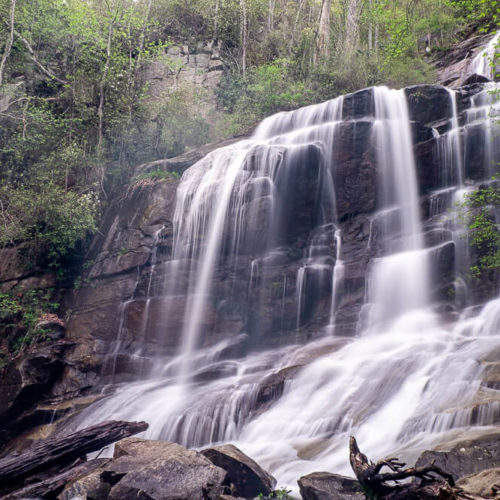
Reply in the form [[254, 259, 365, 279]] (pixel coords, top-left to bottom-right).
[[72, 83, 500, 492], [470, 31, 500, 80], [368, 87, 429, 329]]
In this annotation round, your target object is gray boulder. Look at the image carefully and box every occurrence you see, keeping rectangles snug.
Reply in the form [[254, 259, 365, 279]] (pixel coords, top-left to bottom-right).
[[298, 471, 364, 500], [201, 443, 276, 497], [104, 438, 228, 500]]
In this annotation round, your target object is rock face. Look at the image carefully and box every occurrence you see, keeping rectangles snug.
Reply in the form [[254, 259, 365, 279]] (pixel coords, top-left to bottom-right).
[[142, 42, 224, 114], [201, 444, 276, 497], [433, 30, 497, 87], [297, 471, 365, 500], [60, 81, 499, 395], [0, 341, 73, 448]]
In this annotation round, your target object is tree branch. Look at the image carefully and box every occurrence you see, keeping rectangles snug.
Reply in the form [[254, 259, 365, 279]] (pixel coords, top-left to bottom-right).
[[0, 0, 16, 86], [11, 26, 68, 85]]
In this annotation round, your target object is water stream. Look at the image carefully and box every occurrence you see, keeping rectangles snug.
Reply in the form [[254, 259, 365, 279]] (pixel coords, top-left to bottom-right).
[[73, 83, 500, 491]]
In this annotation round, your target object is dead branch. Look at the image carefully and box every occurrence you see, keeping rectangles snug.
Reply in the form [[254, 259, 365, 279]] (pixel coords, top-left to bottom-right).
[[348, 436, 475, 499]]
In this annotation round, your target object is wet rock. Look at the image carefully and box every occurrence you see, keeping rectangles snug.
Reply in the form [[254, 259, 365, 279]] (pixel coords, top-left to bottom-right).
[[332, 121, 376, 218], [405, 85, 452, 125], [106, 438, 228, 500], [255, 365, 303, 411], [415, 433, 500, 481], [461, 73, 491, 86], [434, 32, 493, 87], [414, 137, 440, 195], [342, 87, 374, 120], [0, 341, 72, 446], [201, 443, 276, 497], [217, 334, 249, 360], [297, 471, 365, 500], [192, 361, 239, 383], [456, 467, 500, 498], [411, 122, 436, 144], [464, 122, 491, 181]]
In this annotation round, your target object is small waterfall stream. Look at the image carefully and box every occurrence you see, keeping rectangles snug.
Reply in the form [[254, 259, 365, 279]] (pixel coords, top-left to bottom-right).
[[73, 83, 500, 491]]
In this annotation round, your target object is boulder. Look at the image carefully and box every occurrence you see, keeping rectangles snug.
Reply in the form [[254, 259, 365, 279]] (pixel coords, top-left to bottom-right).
[[104, 438, 228, 500], [297, 471, 365, 500], [201, 443, 276, 497], [415, 433, 500, 481], [456, 467, 500, 498]]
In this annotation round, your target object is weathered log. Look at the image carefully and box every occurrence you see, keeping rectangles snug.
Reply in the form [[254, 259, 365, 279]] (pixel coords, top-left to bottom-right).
[[348, 436, 477, 499], [4, 458, 110, 499], [0, 420, 148, 490]]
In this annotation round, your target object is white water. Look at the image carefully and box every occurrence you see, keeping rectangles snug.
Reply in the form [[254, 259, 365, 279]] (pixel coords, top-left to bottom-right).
[[73, 83, 500, 493], [470, 31, 500, 80]]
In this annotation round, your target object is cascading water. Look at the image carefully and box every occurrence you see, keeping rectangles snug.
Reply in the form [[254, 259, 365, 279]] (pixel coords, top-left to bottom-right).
[[470, 31, 500, 80], [72, 81, 500, 492]]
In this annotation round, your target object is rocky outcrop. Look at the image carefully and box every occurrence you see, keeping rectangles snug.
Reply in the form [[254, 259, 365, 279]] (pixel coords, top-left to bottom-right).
[[297, 471, 364, 500], [433, 30, 497, 87], [0, 340, 73, 448], [142, 41, 224, 115]]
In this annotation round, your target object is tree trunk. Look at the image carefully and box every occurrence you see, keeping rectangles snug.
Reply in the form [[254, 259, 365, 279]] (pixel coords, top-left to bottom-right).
[[240, 0, 248, 75], [344, 0, 363, 60], [316, 0, 332, 62], [0, 0, 16, 87], [267, 0, 275, 33]]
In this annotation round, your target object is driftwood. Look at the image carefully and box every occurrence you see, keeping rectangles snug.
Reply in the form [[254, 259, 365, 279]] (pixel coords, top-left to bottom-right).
[[349, 436, 477, 499], [0, 420, 148, 490], [4, 458, 110, 499]]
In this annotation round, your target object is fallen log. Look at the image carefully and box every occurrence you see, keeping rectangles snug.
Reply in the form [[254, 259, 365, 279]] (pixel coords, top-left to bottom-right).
[[0, 420, 148, 490], [4, 458, 110, 499], [349, 436, 477, 499]]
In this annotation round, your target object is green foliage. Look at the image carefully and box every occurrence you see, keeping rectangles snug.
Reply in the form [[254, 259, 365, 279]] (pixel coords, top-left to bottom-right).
[[458, 185, 500, 276], [0, 183, 99, 271], [0, 288, 60, 366], [133, 170, 180, 182], [257, 487, 293, 499], [445, 0, 500, 27]]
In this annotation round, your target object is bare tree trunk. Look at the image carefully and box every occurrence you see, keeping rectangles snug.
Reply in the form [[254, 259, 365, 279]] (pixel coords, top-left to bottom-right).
[[344, 0, 363, 59], [316, 0, 332, 62], [368, 0, 372, 51], [214, 0, 220, 40], [8, 26, 68, 85], [240, 0, 248, 75], [267, 0, 275, 33], [0, 0, 16, 87], [97, 1, 119, 198], [97, 15, 114, 156]]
